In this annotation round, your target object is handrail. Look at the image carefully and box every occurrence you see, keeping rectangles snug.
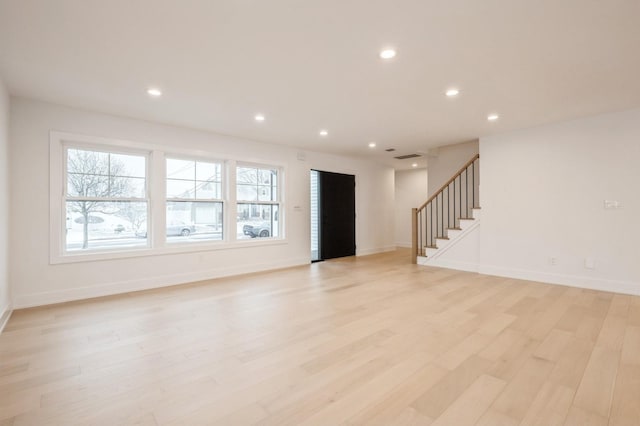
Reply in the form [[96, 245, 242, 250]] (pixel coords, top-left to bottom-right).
[[417, 154, 479, 211]]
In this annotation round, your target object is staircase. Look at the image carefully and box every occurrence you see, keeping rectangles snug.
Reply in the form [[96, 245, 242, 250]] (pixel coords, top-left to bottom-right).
[[412, 154, 480, 264]]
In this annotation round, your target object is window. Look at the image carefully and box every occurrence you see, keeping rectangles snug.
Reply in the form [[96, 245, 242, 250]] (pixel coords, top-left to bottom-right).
[[236, 165, 280, 239], [64, 147, 148, 252], [51, 131, 286, 263], [166, 158, 224, 242]]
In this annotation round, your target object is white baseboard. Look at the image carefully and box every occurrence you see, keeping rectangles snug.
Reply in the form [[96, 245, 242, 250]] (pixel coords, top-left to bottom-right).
[[416, 259, 640, 296], [356, 246, 397, 256], [0, 303, 12, 334], [478, 264, 640, 297], [13, 256, 310, 309]]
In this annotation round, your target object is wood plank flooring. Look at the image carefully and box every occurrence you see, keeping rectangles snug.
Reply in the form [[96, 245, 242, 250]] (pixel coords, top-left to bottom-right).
[[1, 249, 639, 425]]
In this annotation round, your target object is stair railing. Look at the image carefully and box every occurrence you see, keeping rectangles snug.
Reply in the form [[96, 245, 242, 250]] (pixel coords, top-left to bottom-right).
[[412, 154, 480, 263]]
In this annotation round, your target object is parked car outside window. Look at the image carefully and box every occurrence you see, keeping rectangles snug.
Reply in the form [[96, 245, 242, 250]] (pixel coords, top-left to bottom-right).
[[243, 222, 271, 238], [135, 222, 196, 238]]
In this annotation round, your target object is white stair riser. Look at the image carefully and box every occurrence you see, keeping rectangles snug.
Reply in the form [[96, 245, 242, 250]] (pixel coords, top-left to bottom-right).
[[435, 238, 451, 248], [425, 247, 439, 257], [458, 218, 475, 230], [446, 229, 462, 239]]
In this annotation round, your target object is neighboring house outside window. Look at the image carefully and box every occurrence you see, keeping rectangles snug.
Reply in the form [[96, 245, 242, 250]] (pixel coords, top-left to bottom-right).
[[236, 165, 280, 239], [165, 158, 224, 243]]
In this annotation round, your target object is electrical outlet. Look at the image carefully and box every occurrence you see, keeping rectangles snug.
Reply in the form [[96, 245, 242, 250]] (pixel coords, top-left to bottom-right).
[[549, 257, 558, 266], [585, 258, 596, 269]]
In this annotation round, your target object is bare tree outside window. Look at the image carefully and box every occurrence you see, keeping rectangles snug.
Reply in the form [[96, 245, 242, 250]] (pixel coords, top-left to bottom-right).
[[117, 202, 148, 235]]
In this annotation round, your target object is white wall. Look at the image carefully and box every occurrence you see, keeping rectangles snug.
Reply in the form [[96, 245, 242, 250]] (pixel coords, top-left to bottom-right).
[[479, 108, 640, 295], [427, 140, 479, 196], [0, 77, 10, 327], [9, 98, 395, 308], [394, 169, 428, 247]]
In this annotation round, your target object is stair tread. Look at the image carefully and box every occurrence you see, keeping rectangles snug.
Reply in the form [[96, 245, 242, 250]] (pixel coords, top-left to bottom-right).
[[447, 227, 462, 231], [425, 245, 438, 249], [459, 217, 475, 220], [436, 237, 450, 240]]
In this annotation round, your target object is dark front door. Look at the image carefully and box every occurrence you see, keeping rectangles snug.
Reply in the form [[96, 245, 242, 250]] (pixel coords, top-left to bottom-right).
[[318, 170, 356, 260]]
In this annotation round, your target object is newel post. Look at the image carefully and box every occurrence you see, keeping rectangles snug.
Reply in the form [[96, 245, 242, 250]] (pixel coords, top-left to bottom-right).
[[411, 208, 418, 264]]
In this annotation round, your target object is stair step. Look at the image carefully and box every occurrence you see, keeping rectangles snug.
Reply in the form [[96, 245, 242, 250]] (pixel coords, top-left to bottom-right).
[[472, 207, 481, 210], [447, 227, 462, 231], [425, 245, 438, 249], [436, 236, 450, 240], [459, 217, 475, 220]]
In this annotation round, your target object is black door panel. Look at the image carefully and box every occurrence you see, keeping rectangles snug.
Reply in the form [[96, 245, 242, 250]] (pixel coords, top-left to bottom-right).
[[318, 171, 355, 260]]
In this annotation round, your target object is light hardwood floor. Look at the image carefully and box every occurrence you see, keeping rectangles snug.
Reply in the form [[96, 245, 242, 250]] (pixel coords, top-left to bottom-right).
[[1, 249, 639, 425]]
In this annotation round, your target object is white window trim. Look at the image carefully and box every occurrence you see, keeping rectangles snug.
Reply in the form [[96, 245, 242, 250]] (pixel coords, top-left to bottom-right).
[[49, 131, 287, 264]]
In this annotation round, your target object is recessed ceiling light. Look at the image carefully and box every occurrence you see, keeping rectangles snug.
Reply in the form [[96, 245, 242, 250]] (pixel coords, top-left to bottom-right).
[[319, 130, 329, 137], [147, 88, 162, 97], [446, 88, 460, 97], [487, 113, 500, 121], [254, 114, 265, 122], [368, 142, 376, 148], [412, 163, 418, 168], [379, 49, 397, 59]]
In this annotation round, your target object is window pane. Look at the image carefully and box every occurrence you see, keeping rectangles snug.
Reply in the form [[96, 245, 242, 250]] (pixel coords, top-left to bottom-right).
[[167, 159, 222, 201], [196, 162, 220, 182], [67, 173, 109, 197], [167, 159, 195, 180], [259, 169, 277, 185], [66, 148, 147, 199], [111, 153, 146, 178], [65, 201, 148, 251], [237, 203, 279, 239], [167, 179, 195, 199], [195, 181, 222, 200], [110, 176, 145, 198], [237, 184, 258, 201], [258, 184, 277, 202], [236, 166, 278, 202], [166, 201, 223, 243], [67, 149, 109, 175], [236, 167, 257, 184]]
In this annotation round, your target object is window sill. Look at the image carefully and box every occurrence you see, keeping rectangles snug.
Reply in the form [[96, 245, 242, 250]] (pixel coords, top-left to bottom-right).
[[50, 238, 288, 264]]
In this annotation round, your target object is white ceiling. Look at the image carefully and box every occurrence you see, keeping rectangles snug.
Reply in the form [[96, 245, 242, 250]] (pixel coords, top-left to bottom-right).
[[1, 0, 639, 169]]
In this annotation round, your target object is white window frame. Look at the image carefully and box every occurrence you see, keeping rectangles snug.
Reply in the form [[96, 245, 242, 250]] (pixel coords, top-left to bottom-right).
[[165, 155, 226, 245], [63, 144, 151, 249], [235, 162, 284, 241], [49, 131, 287, 264]]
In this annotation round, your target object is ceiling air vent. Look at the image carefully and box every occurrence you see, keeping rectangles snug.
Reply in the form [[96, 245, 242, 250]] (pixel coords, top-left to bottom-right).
[[385, 148, 396, 152], [394, 154, 422, 160]]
